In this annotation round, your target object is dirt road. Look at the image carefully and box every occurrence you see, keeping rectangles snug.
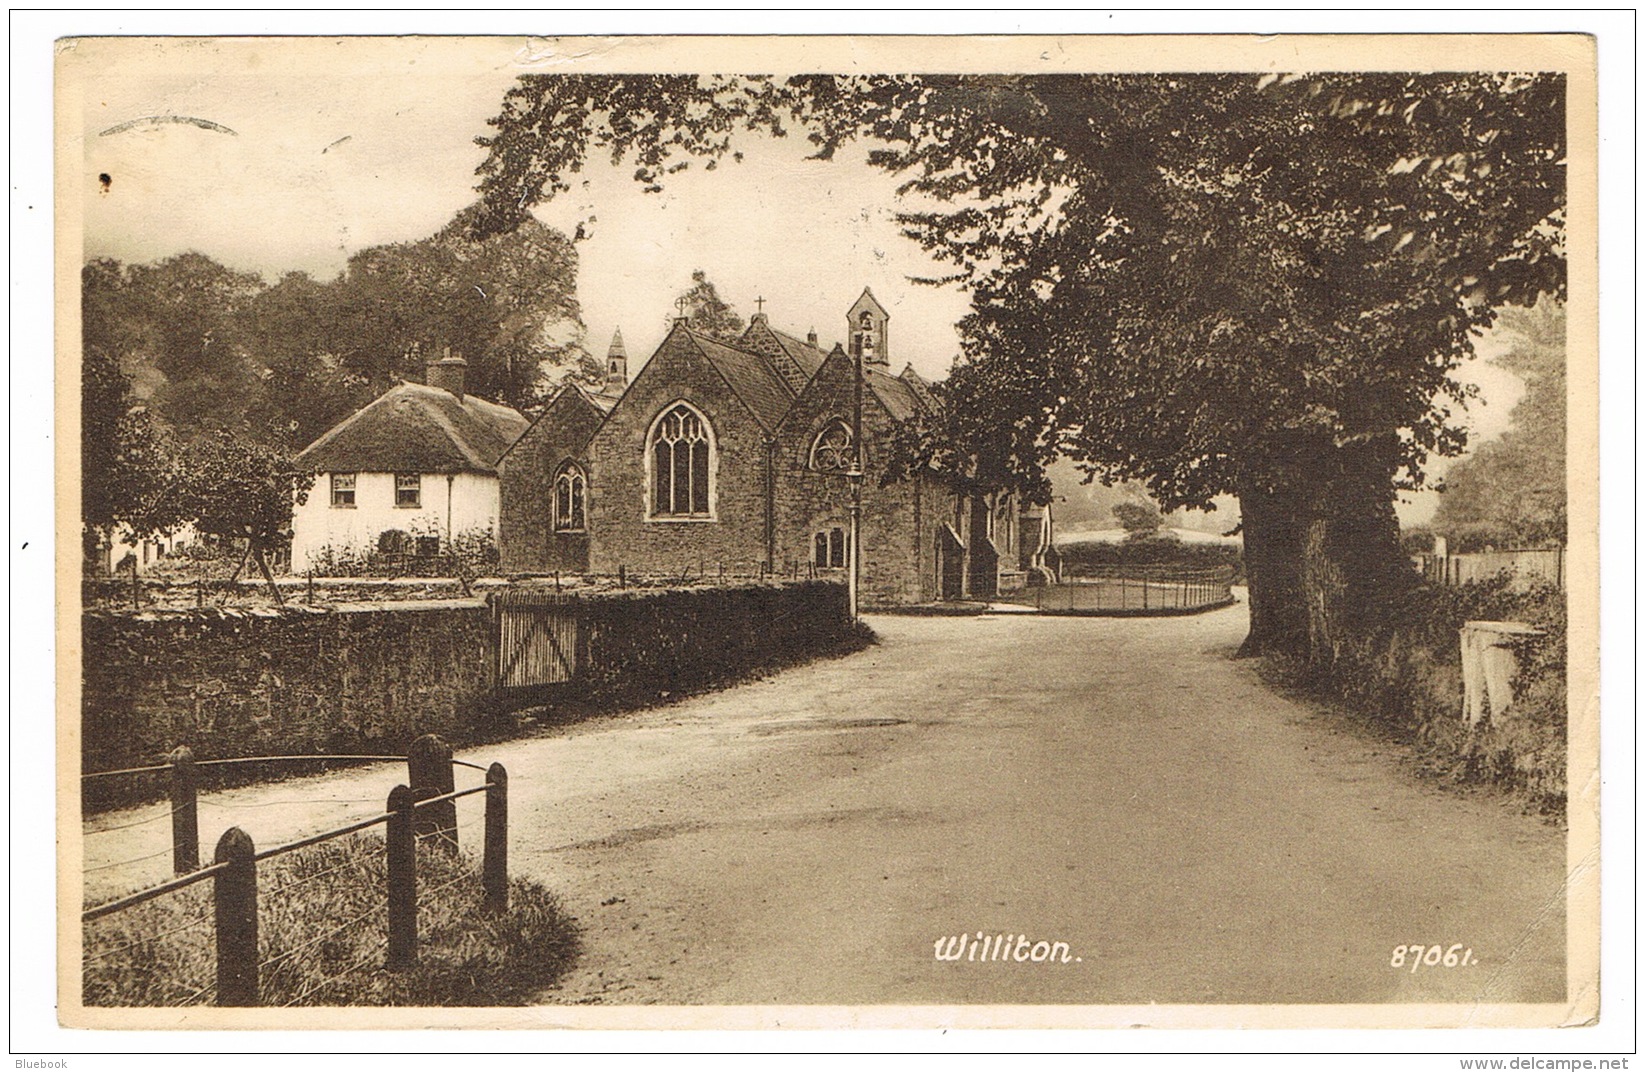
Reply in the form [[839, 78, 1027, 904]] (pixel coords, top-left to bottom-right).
[[83, 598, 1567, 1007]]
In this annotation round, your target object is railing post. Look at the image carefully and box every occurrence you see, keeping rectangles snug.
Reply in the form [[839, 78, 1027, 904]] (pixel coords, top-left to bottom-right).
[[213, 827, 258, 1006], [407, 734, 457, 851], [483, 762, 509, 913], [169, 746, 200, 874], [386, 785, 417, 970]]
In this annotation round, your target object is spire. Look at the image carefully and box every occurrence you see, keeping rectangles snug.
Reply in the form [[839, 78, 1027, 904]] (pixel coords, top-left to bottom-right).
[[604, 328, 628, 395]]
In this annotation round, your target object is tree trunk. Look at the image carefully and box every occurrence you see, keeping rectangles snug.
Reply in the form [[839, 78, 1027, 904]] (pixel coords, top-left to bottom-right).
[[252, 544, 284, 606], [1236, 480, 1310, 659], [1297, 438, 1420, 666]]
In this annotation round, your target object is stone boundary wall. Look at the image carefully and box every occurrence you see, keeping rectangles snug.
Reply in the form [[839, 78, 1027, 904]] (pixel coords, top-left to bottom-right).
[[82, 581, 852, 782]]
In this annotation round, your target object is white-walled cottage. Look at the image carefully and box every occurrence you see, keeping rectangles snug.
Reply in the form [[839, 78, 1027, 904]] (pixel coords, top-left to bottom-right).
[[290, 352, 527, 574]]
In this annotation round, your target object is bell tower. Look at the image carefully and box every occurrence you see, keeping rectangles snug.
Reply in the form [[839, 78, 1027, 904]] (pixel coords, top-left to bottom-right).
[[847, 288, 889, 368]]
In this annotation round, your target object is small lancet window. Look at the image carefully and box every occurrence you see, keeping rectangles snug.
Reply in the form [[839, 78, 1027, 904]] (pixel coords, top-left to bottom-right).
[[554, 463, 587, 532]]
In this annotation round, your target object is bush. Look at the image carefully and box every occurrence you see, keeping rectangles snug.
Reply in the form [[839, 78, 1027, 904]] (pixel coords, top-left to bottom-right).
[[83, 834, 580, 1006], [308, 525, 500, 578], [1059, 534, 1245, 581]]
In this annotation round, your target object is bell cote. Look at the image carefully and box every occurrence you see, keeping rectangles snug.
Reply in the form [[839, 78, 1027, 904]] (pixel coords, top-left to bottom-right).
[[847, 288, 890, 367]]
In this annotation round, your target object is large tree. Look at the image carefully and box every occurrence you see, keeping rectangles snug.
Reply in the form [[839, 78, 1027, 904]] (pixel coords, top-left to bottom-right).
[[473, 73, 1565, 662], [326, 202, 596, 413], [81, 259, 187, 563], [676, 269, 746, 339], [1430, 299, 1566, 549]]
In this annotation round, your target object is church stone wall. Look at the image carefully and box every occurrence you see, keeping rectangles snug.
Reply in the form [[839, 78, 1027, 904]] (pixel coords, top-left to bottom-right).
[[773, 353, 958, 606], [587, 329, 774, 576], [498, 392, 605, 574]]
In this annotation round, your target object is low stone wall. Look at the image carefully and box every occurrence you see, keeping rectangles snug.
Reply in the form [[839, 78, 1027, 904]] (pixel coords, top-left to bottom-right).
[[81, 580, 853, 784], [82, 601, 496, 779]]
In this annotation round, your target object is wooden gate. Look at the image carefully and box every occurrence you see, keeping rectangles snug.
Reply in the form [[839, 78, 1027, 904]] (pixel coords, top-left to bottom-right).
[[491, 591, 580, 698]]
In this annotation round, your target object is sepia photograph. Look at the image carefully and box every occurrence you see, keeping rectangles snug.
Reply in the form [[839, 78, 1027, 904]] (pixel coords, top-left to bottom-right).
[[41, 26, 1609, 1041]]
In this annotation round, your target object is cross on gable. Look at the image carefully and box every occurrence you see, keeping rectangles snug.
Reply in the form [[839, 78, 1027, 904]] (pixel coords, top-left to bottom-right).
[[754, 296, 766, 314], [675, 295, 690, 316]]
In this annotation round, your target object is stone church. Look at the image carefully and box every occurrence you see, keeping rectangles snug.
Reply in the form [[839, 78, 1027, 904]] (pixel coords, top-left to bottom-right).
[[498, 288, 1050, 606]]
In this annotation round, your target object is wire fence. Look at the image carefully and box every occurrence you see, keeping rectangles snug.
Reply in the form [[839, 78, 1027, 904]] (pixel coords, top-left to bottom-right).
[[80, 737, 508, 1008]]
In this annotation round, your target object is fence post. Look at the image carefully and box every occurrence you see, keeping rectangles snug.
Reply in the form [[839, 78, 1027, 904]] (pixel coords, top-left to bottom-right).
[[407, 734, 457, 852], [169, 746, 199, 874], [483, 762, 509, 913], [386, 784, 417, 970], [213, 827, 258, 1006]]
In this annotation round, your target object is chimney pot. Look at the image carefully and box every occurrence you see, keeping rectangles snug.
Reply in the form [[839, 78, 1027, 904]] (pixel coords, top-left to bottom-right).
[[807, 329, 818, 347]]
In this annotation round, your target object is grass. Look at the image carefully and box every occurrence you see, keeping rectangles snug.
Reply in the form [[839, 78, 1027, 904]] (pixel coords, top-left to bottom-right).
[[83, 834, 579, 1006]]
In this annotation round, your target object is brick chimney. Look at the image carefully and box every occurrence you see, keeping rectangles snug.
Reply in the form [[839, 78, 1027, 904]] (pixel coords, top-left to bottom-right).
[[426, 347, 467, 401]]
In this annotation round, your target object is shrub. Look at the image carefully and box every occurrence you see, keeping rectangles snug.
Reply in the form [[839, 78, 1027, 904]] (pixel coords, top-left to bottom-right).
[[1059, 534, 1245, 580], [83, 834, 580, 1006], [307, 525, 500, 578]]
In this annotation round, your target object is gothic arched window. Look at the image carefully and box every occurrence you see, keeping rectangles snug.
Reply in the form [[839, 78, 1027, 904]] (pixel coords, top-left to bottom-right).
[[810, 420, 855, 472], [648, 402, 714, 518], [553, 462, 586, 532]]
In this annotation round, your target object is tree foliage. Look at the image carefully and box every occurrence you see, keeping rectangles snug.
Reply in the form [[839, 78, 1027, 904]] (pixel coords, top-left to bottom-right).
[[82, 206, 592, 563], [1431, 299, 1566, 547], [471, 72, 1566, 661], [172, 431, 315, 550], [81, 261, 187, 553], [676, 269, 745, 339], [322, 203, 597, 413], [1112, 500, 1164, 539]]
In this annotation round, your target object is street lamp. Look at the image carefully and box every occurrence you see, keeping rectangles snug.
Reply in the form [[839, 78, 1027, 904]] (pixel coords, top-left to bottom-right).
[[847, 323, 865, 624]]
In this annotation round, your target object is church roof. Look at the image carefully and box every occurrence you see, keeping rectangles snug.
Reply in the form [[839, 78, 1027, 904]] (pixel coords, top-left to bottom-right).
[[767, 327, 830, 383], [736, 317, 831, 395], [295, 381, 527, 476], [688, 330, 796, 432], [865, 366, 925, 422], [898, 364, 939, 411]]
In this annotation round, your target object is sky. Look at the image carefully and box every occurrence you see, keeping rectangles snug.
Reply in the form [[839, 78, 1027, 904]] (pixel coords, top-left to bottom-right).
[[68, 35, 1528, 525]]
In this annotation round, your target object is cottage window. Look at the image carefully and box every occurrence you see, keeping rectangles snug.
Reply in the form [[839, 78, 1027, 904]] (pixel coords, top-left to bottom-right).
[[395, 473, 421, 508], [330, 473, 356, 508], [810, 420, 855, 472], [554, 463, 587, 532], [648, 402, 713, 518]]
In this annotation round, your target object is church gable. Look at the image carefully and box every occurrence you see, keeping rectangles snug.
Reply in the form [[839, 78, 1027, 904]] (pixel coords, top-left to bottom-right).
[[497, 384, 611, 574], [583, 323, 783, 573]]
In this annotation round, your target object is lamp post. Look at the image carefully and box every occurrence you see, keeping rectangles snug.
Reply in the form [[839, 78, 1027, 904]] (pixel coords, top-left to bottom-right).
[[847, 325, 866, 624]]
